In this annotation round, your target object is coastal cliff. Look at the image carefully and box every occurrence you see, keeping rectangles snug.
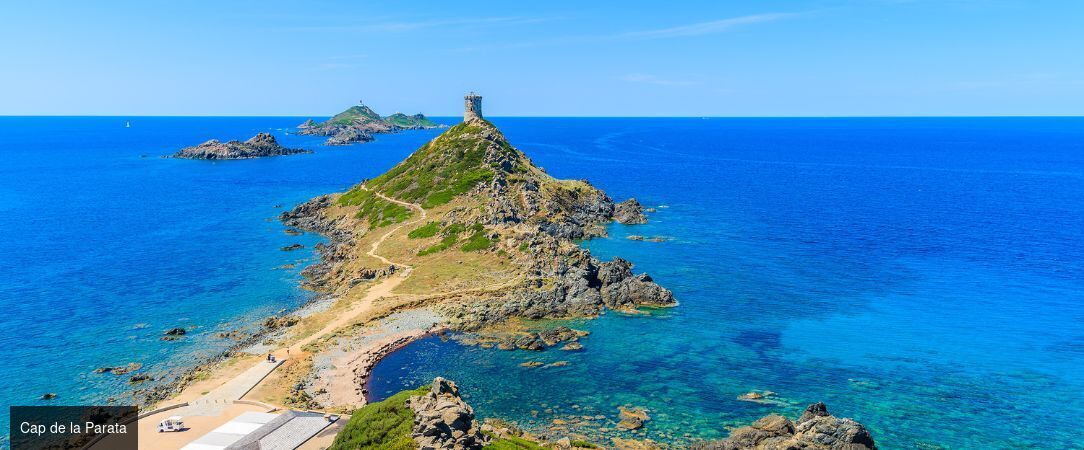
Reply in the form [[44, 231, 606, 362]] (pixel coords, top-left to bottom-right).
[[172, 132, 309, 159], [298, 103, 443, 145]]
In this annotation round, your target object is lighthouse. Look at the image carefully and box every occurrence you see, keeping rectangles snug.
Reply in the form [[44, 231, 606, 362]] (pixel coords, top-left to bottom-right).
[[464, 92, 482, 121]]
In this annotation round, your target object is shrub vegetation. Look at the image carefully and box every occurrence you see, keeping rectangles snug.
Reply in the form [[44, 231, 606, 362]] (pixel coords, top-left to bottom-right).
[[337, 187, 412, 229], [408, 222, 440, 239], [328, 385, 429, 450], [366, 122, 521, 209]]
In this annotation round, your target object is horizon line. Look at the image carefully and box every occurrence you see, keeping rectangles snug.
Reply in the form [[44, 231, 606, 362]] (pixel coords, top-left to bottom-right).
[[2, 114, 1084, 119]]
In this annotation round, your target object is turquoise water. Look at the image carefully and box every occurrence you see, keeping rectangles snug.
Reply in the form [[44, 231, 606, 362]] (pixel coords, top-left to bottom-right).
[[2, 117, 1082, 449], [368, 118, 1084, 449], [0, 117, 449, 444]]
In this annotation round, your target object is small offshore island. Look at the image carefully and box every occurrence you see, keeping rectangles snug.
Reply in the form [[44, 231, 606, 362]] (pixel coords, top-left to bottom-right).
[[136, 95, 877, 450], [172, 132, 310, 160], [298, 101, 443, 145]]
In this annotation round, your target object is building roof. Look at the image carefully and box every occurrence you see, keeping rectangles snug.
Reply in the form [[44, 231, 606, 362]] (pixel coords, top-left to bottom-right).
[[179, 412, 277, 450]]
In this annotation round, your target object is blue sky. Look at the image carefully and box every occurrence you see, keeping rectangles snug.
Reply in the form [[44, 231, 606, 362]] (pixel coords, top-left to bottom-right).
[[1, 0, 1082, 116]]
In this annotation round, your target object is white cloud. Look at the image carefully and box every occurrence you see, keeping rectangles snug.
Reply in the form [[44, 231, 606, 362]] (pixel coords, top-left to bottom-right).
[[618, 13, 794, 40], [452, 13, 797, 52]]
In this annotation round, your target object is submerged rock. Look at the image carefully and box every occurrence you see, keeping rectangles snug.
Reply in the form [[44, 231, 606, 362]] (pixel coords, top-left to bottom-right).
[[627, 235, 667, 242], [161, 327, 187, 341], [172, 133, 310, 160], [737, 390, 778, 404], [95, 362, 142, 376], [617, 406, 651, 430], [128, 374, 152, 384]]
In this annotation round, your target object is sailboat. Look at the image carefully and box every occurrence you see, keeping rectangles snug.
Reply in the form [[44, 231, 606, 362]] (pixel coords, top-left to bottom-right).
[[125, 121, 131, 128]]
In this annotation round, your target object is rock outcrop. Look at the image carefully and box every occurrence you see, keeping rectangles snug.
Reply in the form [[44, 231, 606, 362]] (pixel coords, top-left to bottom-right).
[[298, 103, 441, 146], [407, 377, 488, 450], [696, 403, 877, 450], [617, 406, 651, 430], [614, 198, 648, 224], [172, 133, 310, 159], [446, 253, 675, 329]]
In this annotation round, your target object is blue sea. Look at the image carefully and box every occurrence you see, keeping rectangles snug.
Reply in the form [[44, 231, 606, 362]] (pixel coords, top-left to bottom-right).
[[2, 117, 1083, 449]]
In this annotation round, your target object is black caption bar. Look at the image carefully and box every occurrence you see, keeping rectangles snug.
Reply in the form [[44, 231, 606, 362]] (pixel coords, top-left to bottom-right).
[[10, 406, 137, 450]]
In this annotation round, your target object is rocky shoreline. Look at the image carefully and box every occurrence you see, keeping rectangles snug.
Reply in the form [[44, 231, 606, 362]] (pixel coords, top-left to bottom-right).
[[336, 376, 878, 450]]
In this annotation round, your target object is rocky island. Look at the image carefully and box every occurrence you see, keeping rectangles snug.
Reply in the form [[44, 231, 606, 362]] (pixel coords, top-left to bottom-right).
[[297, 102, 443, 145], [172, 132, 309, 159]]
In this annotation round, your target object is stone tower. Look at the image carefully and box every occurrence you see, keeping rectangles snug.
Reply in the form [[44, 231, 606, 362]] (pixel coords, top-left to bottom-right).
[[464, 92, 482, 121]]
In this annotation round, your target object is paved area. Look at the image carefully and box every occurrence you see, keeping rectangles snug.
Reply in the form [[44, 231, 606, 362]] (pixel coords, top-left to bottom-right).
[[128, 403, 268, 450], [225, 411, 336, 450], [132, 360, 286, 449], [179, 358, 285, 416]]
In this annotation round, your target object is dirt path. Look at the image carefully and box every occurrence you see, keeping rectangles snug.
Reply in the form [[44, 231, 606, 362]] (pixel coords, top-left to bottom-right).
[[288, 186, 426, 354], [363, 185, 427, 268]]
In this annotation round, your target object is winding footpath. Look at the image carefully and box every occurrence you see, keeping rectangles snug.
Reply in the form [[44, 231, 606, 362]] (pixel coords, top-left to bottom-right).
[[289, 186, 427, 353]]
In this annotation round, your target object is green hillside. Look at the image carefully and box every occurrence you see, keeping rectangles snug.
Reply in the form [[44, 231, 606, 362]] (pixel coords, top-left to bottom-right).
[[362, 119, 527, 209], [384, 112, 439, 128], [325, 105, 384, 126]]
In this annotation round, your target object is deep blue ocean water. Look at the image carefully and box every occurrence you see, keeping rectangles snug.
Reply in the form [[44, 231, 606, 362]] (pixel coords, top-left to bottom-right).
[[2, 117, 1082, 449]]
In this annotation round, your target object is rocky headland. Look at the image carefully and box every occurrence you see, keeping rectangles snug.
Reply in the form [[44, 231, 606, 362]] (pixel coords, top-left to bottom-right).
[[271, 113, 676, 422], [282, 115, 674, 335], [172, 132, 310, 159], [297, 103, 443, 146]]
